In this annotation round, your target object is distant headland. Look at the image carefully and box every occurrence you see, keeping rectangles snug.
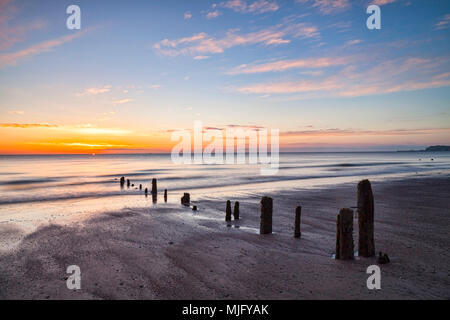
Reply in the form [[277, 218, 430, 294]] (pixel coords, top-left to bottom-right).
[[397, 145, 450, 152], [424, 145, 450, 152]]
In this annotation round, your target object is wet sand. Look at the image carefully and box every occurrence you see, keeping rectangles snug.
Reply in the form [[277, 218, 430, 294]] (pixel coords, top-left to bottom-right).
[[0, 175, 449, 299]]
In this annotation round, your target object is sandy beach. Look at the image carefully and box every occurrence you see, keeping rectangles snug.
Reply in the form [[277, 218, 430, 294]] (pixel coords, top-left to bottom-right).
[[0, 174, 448, 300]]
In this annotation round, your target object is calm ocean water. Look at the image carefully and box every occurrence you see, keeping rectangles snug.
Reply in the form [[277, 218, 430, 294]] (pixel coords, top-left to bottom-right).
[[0, 152, 449, 221]]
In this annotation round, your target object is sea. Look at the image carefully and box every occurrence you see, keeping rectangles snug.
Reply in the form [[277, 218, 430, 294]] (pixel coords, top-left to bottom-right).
[[0, 152, 449, 224]]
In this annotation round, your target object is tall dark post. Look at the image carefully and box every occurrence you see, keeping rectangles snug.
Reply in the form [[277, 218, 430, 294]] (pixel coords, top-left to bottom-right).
[[225, 200, 232, 221], [294, 206, 301, 238], [233, 201, 240, 220], [144, 188, 148, 197], [260, 196, 273, 234], [139, 184, 142, 190], [336, 208, 354, 260], [127, 179, 130, 188], [164, 189, 167, 202], [120, 177, 125, 188], [181, 193, 190, 206], [152, 178, 157, 195], [357, 179, 375, 257]]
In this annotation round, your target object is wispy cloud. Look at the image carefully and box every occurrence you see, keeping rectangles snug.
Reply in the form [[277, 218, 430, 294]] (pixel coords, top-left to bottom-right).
[[0, 123, 57, 128], [78, 85, 112, 96], [373, 0, 396, 5], [228, 56, 349, 74], [345, 39, 362, 46], [220, 0, 279, 14], [0, 122, 133, 136], [154, 20, 318, 58], [207, 10, 221, 19], [0, 0, 46, 51], [194, 55, 210, 60], [434, 14, 450, 30], [184, 11, 192, 20], [235, 56, 450, 97], [7, 110, 25, 115], [0, 32, 84, 68], [113, 98, 133, 105], [296, 0, 350, 14], [281, 127, 450, 137]]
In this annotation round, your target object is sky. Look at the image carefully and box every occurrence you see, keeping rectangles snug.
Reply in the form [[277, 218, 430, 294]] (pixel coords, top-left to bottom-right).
[[0, 0, 449, 154]]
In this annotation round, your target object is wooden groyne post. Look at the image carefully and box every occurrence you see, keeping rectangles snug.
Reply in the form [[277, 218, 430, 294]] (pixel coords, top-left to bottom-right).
[[120, 177, 125, 187], [127, 179, 130, 188], [336, 208, 354, 260], [233, 201, 240, 220], [181, 193, 190, 206], [260, 196, 273, 234], [164, 189, 167, 202], [225, 200, 232, 221], [152, 178, 157, 195], [357, 179, 375, 257], [294, 206, 301, 238]]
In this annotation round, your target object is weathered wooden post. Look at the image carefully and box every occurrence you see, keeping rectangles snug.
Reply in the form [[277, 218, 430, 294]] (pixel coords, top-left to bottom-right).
[[225, 200, 232, 221], [181, 193, 190, 206], [233, 201, 240, 220], [152, 178, 157, 195], [164, 189, 167, 202], [144, 188, 148, 197], [139, 184, 142, 190], [260, 196, 273, 234], [127, 179, 130, 188], [192, 205, 198, 211], [357, 179, 375, 257], [336, 208, 354, 260], [120, 177, 125, 187], [294, 206, 301, 238]]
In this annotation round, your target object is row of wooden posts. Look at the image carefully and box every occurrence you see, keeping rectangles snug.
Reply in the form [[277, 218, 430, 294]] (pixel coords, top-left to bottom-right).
[[120, 177, 167, 203], [120, 176, 375, 260], [224, 179, 375, 261]]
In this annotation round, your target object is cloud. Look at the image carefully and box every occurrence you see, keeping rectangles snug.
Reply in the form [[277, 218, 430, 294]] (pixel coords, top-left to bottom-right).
[[113, 98, 133, 105], [220, 0, 279, 14], [281, 127, 450, 137], [78, 85, 112, 96], [228, 56, 349, 74], [194, 55, 210, 60], [7, 110, 24, 115], [345, 39, 362, 46], [247, 0, 279, 14], [0, 123, 58, 128], [435, 14, 450, 30], [235, 56, 450, 97], [0, 32, 84, 68], [372, 0, 396, 5], [207, 10, 221, 19], [238, 78, 342, 94], [296, 0, 350, 14], [29, 142, 130, 149], [148, 84, 161, 89], [184, 11, 192, 20], [0, 122, 133, 136], [0, 0, 46, 51], [154, 21, 318, 58]]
